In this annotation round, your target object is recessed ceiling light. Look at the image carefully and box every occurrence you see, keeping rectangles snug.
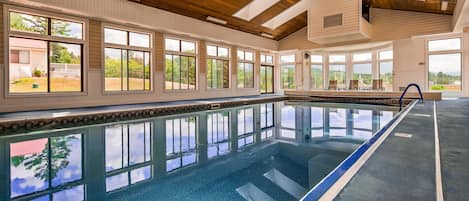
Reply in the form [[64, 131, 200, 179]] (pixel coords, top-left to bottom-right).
[[261, 33, 273, 38], [206, 16, 227, 25]]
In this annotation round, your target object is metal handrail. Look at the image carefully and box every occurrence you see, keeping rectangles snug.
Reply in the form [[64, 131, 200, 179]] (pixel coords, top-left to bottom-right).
[[399, 83, 424, 111]]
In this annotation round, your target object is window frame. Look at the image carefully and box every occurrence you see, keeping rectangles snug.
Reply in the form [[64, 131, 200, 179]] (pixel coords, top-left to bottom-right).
[[260, 53, 274, 94], [351, 52, 373, 89], [237, 49, 255, 89], [310, 54, 324, 89], [328, 54, 347, 89], [164, 35, 198, 92], [206, 43, 231, 89], [102, 23, 154, 94], [4, 5, 88, 97], [378, 49, 393, 91], [425, 36, 463, 92], [279, 53, 296, 90]]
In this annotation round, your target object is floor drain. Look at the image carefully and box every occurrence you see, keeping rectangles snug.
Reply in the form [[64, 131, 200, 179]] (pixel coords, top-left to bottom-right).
[[395, 133, 413, 138]]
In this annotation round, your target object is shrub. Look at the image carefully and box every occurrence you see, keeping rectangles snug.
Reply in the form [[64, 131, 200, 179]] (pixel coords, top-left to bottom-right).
[[33, 69, 42, 77]]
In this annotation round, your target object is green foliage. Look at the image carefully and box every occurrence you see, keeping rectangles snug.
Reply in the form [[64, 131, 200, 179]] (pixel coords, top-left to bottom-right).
[[431, 85, 445, 90], [429, 72, 460, 85], [10, 12, 47, 34], [50, 43, 80, 64], [33, 68, 43, 77]]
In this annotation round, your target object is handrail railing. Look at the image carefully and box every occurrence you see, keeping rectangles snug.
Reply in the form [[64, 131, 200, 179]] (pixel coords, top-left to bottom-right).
[[399, 83, 424, 111]]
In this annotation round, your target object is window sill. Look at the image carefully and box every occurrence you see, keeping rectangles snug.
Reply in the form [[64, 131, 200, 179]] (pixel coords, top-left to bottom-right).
[[103, 90, 154, 95], [5, 91, 87, 98]]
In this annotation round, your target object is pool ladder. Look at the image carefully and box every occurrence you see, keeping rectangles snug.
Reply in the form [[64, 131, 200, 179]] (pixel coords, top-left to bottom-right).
[[399, 83, 424, 111]]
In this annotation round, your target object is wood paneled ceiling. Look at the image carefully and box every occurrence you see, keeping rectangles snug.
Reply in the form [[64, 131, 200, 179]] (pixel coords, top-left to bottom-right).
[[371, 0, 457, 15], [128, 0, 307, 40]]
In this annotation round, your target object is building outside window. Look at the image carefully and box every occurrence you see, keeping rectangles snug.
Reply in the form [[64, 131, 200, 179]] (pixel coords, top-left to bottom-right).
[[237, 50, 254, 88], [207, 45, 230, 89], [8, 11, 85, 94], [427, 38, 462, 96], [378, 50, 393, 91], [310, 55, 324, 89], [165, 38, 197, 90], [280, 54, 295, 89], [260, 54, 274, 93], [328, 55, 347, 89], [104, 27, 152, 92], [352, 52, 372, 89]]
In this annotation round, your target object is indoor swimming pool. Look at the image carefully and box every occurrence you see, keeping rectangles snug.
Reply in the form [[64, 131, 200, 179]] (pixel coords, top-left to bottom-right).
[[0, 101, 399, 201]]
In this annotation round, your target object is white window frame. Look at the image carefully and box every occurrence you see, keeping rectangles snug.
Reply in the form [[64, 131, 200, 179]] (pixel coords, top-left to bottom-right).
[[4, 5, 89, 97], [310, 54, 325, 89], [328, 54, 347, 89], [425, 36, 463, 92], [378, 48, 393, 91], [102, 23, 154, 94], [206, 43, 231, 89], [163, 35, 198, 92], [279, 53, 296, 90], [237, 49, 255, 89], [351, 52, 373, 89]]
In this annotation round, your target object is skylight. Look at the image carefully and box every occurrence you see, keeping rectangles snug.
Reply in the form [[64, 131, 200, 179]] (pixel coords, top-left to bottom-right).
[[233, 0, 280, 21], [262, 0, 307, 30]]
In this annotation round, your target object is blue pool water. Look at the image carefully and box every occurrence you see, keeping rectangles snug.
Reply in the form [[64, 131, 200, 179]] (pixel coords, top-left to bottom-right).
[[0, 101, 398, 201]]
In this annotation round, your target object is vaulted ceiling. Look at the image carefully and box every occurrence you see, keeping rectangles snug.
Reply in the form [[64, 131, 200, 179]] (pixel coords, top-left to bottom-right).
[[128, 0, 307, 40], [128, 0, 457, 41], [371, 0, 457, 15]]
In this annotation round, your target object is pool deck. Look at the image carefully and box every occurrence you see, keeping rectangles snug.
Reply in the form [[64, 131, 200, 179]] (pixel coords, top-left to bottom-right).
[[0, 94, 285, 122], [334, 99, 469, 201]]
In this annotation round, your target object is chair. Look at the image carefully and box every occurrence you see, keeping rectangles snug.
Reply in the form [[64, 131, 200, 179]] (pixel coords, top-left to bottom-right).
[[328, 80, 337, 90], [349, 80, 358, 90], [372, 79, 383, 90]]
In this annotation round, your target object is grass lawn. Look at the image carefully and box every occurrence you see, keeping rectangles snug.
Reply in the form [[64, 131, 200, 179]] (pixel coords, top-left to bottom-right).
[[10, 77, 81, 93]]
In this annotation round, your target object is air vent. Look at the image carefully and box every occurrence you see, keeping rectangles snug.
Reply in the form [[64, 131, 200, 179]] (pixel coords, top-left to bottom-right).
[[323, 14, 343, 28]]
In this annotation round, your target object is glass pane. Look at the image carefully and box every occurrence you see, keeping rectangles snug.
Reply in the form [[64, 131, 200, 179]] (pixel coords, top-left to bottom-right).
[[280, 55, 295, 63], [49, 42, 82, 92], [281, 64, 295, 89], [428, 38, 461, 52], [181, 41, 195, 53], [188, 57, 196, 89], [223, 60, 230, 88], [260, 66, 266, 93], [10, 12, 47, 34], [51, 19, 83, 39], [165, 38, 180, 52], [165, 55, 173, 90], [237, 63, 244, 88], [172, 55, 181, 90], [130, 166, 151, 184], [50, 134, 82, 187], [311, 64, 323, 89], [105, 48, 122, 91], [429, 53, 461, 91], [245, 63, 254, 88], [379, 51, 393, 60], [104, 28, 127, 45], [245, 51, 253, 61], [129, 123, 148, 165], [329, 64, 346, 88], [237, 50, 244, 60], [353, 63, 372, 88], [105, 124, 124, 171], [260, 55, 266, 63], [352, 53, 371, 62], [106, 172, 128, 192], [10, 138, 49, 197], [329, 55, 346, 63], [52, 185, 84, 201], [9, 37, 48, 93], [180, 56, 189, 89], [216, 60, 223, 88], [207, 45, 217, 56], [311, 55, 323, 63], [266, 67, 273, 93], [218, 47, 228, 57], [266, 55, 273, 64], [130, 32, 150, 48], [128, 51, 145, 90], [144, 52, 151, 90], [281, 105, 295, 129], [379, 61, 393, 91]]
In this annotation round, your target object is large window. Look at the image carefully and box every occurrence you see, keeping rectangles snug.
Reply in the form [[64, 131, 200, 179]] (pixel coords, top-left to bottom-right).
[[260, 54, 274, 94], [165, 38, 196, 90], [379, 50, 393, 91], [311, 55, 324, 89], [329, 55, 346, 89], [428, 38, 462, 93], [352, 53, 372, 89], [8, 11, 84, 94], [237, 50, 254, 88], [104, 27, 151, 92], [280, 55, 295, 89], [207, 45, 230, 89], [105, 122, 152, 192]]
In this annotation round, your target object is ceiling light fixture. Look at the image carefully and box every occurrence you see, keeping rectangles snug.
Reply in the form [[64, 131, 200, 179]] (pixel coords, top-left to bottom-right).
[[206, 16, 227, 25], [441, 0, 449, 11], [261, 33, 273, 38]]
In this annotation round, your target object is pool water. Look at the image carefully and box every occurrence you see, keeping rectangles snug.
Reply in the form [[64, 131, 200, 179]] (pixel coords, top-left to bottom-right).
[[0, 101, 398, 201]]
